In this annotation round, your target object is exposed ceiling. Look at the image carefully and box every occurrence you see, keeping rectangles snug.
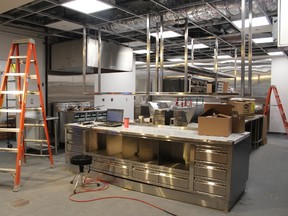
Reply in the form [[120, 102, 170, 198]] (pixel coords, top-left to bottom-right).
[[0, 0, 281, 75]]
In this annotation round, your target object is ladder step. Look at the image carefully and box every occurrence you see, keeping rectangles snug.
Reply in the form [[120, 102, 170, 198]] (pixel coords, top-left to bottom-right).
[[5, 73, 25, 77], [0, 147, 18, 153], [26, 107, 42, 111], [13, 38, 35, 44], [24, 123, 44, 127], [0, 109, 21, 113], [27, 91, 39, 95], [10, 56, 27, 59], [24, 153, 50, 157], [28, 75, 37, 80], [0, 128, 20, 133], [1, 91, 23, 95], [25, 139, 47, 143], [0, 168, 16, 173]]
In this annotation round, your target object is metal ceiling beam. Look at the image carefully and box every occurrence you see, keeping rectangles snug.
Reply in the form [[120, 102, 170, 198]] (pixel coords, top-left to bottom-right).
[[150, 0, 237, 50], [205, 2, 268, 55]]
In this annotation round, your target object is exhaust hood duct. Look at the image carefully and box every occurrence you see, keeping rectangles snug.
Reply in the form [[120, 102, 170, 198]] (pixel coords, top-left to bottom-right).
[[51, 38, 133, 74], [102, 0, 277, 33]]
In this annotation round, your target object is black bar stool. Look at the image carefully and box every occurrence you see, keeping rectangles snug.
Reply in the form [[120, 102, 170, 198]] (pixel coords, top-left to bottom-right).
[[70, 154, 92, 193]]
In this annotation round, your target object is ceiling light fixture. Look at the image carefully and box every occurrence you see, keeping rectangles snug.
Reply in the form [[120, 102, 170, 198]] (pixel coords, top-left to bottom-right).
[[232, 16, 269, 29], [133, 50, 153, 54], [267, 51, 285, 56], [167, 58, 184, 62], [62, 0, 113, 14], [214, 55, 232, 59], [186, 43, 209, 49], [252, 37, 274, 44], [151, 31, 182, 39]]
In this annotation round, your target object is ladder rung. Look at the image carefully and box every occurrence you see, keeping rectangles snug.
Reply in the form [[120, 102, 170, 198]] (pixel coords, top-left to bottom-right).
[[26, 107, 42, 111], [27, 91, 39, 95], [24, 153, 50, 157], [13, 38, 35, 44], [0, 147, 18, 153], [5, 73, 25, 77], [0, 109, 21, 113], [24, 139, 47, 143], [28, 75, 37, 80], [24, 123, 44, 127], [1, 91, 23, 95], [0, 168, 16, 173], [10, 56, 27, 59], [0, 128, 20, 133]]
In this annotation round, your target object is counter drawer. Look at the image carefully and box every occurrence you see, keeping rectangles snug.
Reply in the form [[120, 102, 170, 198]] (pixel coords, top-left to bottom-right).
[[132, 167, 158, 182], [195, 148, 228, 164], [159, 174, 189, 189], [109, 163, 129, 176], [66, 143, 84, 153], [194, 179, 226, 197], [92, 161, 108, 172], [195, 165, 227, 181]]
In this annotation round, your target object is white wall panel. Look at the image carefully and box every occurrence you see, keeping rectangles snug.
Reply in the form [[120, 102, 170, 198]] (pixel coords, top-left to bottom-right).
[[270, 56, 288, 133]]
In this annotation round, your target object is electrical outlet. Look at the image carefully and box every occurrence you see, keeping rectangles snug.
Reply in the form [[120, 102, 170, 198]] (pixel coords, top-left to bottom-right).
[[30, 98, 34, 104]]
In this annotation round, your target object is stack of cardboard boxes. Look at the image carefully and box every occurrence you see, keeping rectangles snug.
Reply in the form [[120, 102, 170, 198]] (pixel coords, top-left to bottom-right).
[[198, 99, 256, 137]]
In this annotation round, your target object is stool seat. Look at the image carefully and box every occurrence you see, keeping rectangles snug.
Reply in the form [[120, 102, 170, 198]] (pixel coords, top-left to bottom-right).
[[70, 155, 92, 166]]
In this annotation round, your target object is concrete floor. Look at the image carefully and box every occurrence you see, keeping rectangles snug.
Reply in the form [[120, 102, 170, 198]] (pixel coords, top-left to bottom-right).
[[0, 133, 287, 216]]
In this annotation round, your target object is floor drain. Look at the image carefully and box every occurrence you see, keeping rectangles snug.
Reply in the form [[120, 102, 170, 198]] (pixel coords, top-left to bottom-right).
[[10, 198, 30, 208]]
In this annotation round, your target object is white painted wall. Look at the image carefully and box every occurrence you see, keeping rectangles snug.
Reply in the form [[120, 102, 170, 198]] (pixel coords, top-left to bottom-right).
[[270, 56, 288, 133], [94, 69, 136, 120]]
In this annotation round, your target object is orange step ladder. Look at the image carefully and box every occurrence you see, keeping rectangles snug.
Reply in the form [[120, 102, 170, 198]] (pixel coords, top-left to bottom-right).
[[264, 85, 288, 136], [0, 38, 54, 191]]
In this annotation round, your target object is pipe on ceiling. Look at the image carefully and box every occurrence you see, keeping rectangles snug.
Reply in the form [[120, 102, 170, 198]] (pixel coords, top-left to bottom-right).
[[102, 0, 277, 33]]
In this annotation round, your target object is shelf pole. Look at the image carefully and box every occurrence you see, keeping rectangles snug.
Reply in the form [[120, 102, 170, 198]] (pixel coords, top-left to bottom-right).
[[214, 37, 219, 93], [82, 27, 87, 94], [155, 22, 159, 92], [191, 38, 194, 65], [234, 48, 237, 89], [159, 15, 164, 92], [184, 18, 188, 93], [146, 14, 151, 98], [240, 0, 246, 97], [248, 0, 253, 96], [98, 28, 102, 93]]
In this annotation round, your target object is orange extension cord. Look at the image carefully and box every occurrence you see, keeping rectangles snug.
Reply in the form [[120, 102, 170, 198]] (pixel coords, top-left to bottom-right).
[[69, 178, 177, 216]]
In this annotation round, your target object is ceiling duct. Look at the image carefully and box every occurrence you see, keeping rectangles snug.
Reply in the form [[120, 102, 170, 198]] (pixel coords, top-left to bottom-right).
[[102, 0, 277, 33]]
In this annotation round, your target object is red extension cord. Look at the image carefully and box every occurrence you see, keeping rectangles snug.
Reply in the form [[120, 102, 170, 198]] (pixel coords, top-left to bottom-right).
[[69, 178, 177, 216]]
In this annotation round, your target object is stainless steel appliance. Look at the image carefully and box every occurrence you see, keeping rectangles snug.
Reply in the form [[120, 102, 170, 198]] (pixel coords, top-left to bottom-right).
[[53, 102, 106, 143]]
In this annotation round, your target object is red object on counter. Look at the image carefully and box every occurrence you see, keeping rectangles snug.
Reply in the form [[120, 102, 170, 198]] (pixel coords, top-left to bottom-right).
[[124, 118, 129, 128]]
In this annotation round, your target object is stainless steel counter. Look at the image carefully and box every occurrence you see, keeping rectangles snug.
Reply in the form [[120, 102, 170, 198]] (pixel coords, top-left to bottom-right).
[[65, 123, 251, 212]]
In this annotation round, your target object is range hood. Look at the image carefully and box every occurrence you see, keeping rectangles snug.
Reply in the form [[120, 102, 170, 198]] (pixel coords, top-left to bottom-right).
[[50, 38, 133, 74]]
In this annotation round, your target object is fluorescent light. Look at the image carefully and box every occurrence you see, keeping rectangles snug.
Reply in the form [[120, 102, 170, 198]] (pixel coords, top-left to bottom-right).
[[252, 37, 274, 44], [214, 55, 232, 59], [151, 31, 182, 39], [268, 51, 284, 56], [133, 50, 153, 54], [167, 58, 184, 62], [62, 0, 113, 14], [135, 61, 145, 65], [186, 44, 209, 49], [232, 16, 269, 29]]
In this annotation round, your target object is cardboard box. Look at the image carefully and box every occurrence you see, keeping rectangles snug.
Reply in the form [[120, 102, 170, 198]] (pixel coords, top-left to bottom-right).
[[228, 100, 255, 116], [232, 113, 245, 133], [217, 81, 229, 93], [203, 103, 245, 133], [198, 109, 232, 137], [206, 83, 213, 93]]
